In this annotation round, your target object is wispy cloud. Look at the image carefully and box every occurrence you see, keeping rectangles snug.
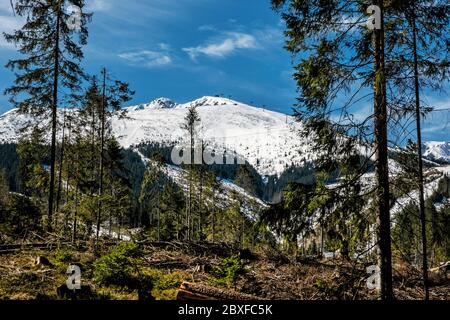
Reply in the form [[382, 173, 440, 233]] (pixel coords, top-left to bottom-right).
[[423, 123, 450, 134], [183, 32, 258, 60], [84, 0, 211, 26], [0, 14, 23, 49], [198, 25, 217, 32], [118, 50, 172, 68], [86, 0, 113, 12]]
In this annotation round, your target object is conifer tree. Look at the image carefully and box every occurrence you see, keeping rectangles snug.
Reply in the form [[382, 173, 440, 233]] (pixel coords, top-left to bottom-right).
[[271, 0, 394, 298], [16, 127, 49, 199], [159, 181, 185, 241], [181, 104, 200, 240], [272, 0, 449, 300], [205, 172, 222, 242], [77, 72, 133, 241], [139, 160, 166, 241], [385, 0, 450, 299], [4, 0, 91, 231]]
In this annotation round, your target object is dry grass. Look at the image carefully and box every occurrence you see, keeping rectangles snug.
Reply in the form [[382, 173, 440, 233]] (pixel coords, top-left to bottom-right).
[[0, 243, 448, 300]]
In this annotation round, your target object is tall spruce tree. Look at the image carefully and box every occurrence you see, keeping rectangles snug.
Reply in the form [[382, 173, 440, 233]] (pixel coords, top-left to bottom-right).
[[182, 104, 201, 240], [4, 0, 91, 231], [385, 0, 450, 300], [78, 72, 133, 241], [139, 160, 166, 241], [271, 0, 394, 299], [272, 0, 450, 300]]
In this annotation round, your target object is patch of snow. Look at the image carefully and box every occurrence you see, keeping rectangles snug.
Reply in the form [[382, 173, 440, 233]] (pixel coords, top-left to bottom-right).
[[423, 141, 450, 163]]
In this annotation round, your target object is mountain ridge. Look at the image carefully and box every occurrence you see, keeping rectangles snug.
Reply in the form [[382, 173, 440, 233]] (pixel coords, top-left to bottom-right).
[[0, 96, 449, 181]]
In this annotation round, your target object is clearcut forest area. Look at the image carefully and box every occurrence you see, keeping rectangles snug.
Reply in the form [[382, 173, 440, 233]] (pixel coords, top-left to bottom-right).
[[0, 0, 449, 301]]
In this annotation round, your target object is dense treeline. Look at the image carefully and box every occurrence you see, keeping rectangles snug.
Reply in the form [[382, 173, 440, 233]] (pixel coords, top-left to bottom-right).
[[1, 0, 450, 302]]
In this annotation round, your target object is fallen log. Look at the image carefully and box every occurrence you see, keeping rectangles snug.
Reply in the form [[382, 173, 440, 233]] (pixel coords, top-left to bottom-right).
[[430, 261, 450, 273], [176, 282, 261, 301]]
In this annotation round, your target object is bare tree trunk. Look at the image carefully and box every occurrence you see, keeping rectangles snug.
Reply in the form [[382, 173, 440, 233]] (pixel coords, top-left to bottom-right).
[[65, 116, 72, 206], [373, 1, 393, 300], [157, 206, 161, 241], [109, 184, 113, 237], [56, 107, 67, 213], [188, 125, 194, 241], [72, 183, 78, 243], [411, 12, 429, 300], [96, 68, 107, 245], [212, 191, 216, 243], [48, 2, 62, 232]]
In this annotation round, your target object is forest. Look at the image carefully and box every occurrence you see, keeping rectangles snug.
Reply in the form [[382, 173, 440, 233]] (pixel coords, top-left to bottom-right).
[[0, 0, 449, 302]]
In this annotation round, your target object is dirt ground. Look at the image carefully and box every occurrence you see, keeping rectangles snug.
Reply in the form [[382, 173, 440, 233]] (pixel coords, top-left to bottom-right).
[[0, 242, 448, 300]]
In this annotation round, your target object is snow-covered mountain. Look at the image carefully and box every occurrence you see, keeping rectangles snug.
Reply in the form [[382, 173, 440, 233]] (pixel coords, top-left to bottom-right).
[[423, 141, 450, 164], [1, 96, 449, 179], [135, 150, 267, 219], [113, 96, 315, 178], [0, 96, 313, 179]]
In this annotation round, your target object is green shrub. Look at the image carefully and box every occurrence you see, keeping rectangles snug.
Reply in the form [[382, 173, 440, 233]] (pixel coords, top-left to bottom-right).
[[153, 271, 183, 291], [93, 242, 141, 288], [54, 247, 76, 264], [211, 255, 247, 288], [142, 269, 183, 300], [2, 193, 41, 235]]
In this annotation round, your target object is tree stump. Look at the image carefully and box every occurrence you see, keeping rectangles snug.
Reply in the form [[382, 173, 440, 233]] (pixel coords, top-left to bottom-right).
[[176, 282, 261, 300]]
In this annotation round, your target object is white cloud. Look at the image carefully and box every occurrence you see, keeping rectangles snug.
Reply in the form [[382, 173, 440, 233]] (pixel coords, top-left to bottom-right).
[[330, 103, 373, 124], [118, 50, 172, 68], [0, 1, 14, 13], [158, 43, 171, 51], [0, 14, 23, 49], [198, 25, 217, 32], [183, 32, 258, 60], [422, 123, 450, 134], [86, 0, 113, 12]]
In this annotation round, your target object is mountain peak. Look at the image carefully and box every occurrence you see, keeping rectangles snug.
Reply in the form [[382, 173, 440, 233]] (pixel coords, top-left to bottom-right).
[[423, 141, 450, 163], [188, 96, 240, 108], [133, 97, 178, 110]]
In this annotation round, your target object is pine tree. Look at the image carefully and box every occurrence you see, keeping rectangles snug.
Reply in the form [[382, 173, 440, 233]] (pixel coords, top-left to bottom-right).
[[204, 172, 222, 242], [4, 0, 91, 231], [271, 0, 399, 299], [159, 181, 185, 241], [103, 138, 132, 239], [95, 69, 133, 244], [387, 0, 450, 299], [76, 72, 133, 241], [181, 104, 200, 240], [16, 127, 49, 199], [273, 0, 449, 300], [139, 160, 166, 241]]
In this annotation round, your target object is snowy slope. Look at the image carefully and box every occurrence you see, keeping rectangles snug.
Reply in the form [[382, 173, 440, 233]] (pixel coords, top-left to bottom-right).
[[423, 141, 450, 163], [135, 149, 267, 219], [0, 97, 313, 178], [113, 96, 313, 178], [390, 166, 450, 222], [1, 96, 448, 179], [0, 109, 41, 141]]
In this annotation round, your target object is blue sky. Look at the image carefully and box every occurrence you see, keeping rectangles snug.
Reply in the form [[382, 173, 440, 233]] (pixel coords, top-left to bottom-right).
[[0, 0, 449, 141], [0, 0, 297, 115]]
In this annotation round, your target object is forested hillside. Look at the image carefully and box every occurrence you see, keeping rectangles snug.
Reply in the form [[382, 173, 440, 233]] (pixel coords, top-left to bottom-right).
[[0, 0, 449, 302]]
